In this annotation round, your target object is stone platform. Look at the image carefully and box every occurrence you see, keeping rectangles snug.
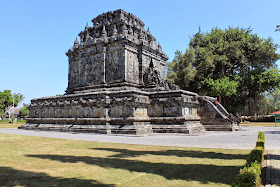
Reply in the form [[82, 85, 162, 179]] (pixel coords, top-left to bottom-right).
[[21, 89, 205, 135]]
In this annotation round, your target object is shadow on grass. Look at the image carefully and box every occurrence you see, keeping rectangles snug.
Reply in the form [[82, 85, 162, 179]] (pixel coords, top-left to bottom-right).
[[0, 166, 114, 187], [264, 131, 280, 134], [91, 147, 248, 160], [26, 154, 242, 185]]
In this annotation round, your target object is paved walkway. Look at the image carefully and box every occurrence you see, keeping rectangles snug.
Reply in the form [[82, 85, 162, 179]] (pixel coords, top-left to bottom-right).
[[0, 126, 280, 185], [266, 150, 280, 186], [0, 126, 280, 149]]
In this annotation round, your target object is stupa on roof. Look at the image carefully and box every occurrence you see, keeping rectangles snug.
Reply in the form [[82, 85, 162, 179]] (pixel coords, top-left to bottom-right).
[[20, 9, 240, 134]]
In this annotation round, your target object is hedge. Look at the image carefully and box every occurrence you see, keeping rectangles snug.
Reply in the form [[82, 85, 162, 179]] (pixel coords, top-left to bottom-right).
[[232, 131, 265, 187], [257, 131, 265, 142], [246, 146, 264, 167], [256, 141, 265, 149], [232, 162, 261, 187]]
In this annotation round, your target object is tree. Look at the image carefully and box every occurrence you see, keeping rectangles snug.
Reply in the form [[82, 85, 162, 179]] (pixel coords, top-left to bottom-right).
[[168, 27, 280, 115], [205, 77, 239, 103], [266, 88, 280, 113], [19, 107, 29, 118], [0, 90, 23, 119]]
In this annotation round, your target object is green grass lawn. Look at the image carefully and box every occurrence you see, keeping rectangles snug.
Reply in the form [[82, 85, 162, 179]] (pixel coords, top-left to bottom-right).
[[0, 134, 249, 186], [240, 121, 278, 127], [0, 121, 25, 128]]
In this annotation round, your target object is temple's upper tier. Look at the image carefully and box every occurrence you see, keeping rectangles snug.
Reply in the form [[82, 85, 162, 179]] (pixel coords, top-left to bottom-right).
[[65, 9, 173, 94], [67, 9, 166, 57]]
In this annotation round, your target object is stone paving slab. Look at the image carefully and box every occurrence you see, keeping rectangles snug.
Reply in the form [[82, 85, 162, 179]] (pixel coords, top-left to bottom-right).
[[266, 150, 280, 187], [0, 126, 279, 150]]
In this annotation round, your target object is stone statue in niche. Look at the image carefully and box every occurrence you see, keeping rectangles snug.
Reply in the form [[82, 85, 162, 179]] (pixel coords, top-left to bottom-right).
[[143, 59, 161, 86], [143, 58, 180, 90]]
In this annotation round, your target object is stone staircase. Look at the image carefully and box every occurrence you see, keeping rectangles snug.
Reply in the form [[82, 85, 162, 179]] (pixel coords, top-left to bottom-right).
[[198, 96, 241, 131]]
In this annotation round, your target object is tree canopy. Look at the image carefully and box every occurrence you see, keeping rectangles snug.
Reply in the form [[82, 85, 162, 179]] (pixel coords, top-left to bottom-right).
[[168, 27, 280, 115]]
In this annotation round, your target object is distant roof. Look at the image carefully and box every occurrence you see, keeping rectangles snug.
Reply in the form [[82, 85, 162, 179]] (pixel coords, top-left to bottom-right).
[[271, 110, 280, 114]]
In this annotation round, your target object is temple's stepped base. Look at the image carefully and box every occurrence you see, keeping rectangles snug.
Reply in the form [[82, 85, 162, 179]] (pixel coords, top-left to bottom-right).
[[152, 123, 204, 134], [23, 90, 209, 135], [19, 122, 204, 135], [203, 125, 235, 131], [19, 124, 143, 135], [22, 90, 240, 135]]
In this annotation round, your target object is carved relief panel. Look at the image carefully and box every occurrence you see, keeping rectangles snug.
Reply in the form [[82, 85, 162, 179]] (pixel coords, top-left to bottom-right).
[[125, 49, 139, 84], [105, 45, 125, 83]]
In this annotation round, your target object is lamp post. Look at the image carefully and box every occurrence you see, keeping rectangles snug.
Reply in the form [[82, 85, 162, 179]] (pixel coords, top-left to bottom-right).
[[13, 94, 14, 117], [11, 94, 15, 123]]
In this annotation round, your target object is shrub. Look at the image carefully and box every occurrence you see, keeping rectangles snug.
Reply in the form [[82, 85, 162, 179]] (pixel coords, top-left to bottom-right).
[[257, 131, 265, 141], [255, 140, 265, 149], [232, 162, 261, 187], [246, 146, 264, 167], [19, 107, 29, 118]]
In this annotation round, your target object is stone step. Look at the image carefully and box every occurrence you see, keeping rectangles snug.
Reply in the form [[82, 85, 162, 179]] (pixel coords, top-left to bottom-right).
[[152, 128, 189, 133], [203, 125, 233, 131]]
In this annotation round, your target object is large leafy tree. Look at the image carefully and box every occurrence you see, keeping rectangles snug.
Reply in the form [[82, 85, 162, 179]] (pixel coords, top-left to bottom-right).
[[168, 27, 280, 115], [265, 88, 280, 113], [0, 90, 23, 119]]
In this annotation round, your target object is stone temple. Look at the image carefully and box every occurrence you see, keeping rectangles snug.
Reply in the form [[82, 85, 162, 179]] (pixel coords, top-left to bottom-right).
[[20, 9, 239, 135]]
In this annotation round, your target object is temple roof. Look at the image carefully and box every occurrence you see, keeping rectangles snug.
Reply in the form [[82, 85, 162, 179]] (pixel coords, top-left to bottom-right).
[[67, 9, 167, 59]]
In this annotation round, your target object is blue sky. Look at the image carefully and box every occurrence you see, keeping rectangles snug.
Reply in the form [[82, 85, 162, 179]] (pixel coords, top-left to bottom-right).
[[1, 0, 279, 105]]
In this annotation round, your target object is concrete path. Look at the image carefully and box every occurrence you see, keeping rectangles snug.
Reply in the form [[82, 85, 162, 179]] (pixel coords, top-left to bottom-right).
[[0, 126, 279, 150]]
